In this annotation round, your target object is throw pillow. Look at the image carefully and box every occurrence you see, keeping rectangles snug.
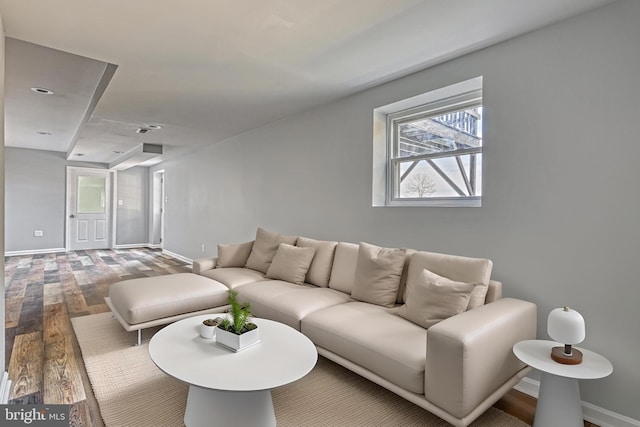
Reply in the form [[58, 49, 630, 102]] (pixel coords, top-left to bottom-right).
[[266, 243, 316, 285], [216, 241, 254, 268], [296, 237, 338, 287], [351, 242, 407, 308], [245, 227, 298, 273], [467, 282, 489, 310], [405, 251, 492, 309], [394, 268, 476, 329]]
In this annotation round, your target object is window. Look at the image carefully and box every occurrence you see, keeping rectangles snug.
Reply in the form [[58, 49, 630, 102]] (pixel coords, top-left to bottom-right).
[[77, 175, 106, 213], [373, 77, 483, 207]]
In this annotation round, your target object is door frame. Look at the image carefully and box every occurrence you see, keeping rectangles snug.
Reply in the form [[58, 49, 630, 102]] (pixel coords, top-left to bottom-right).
[[150, 169, 165, 248], [65, 166, 118, 251]]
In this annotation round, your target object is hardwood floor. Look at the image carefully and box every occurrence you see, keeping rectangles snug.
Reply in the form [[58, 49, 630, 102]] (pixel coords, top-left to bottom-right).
[[4, 248, 598, 426], [494, 389, 598, 427], [4, 248, 191, 426]]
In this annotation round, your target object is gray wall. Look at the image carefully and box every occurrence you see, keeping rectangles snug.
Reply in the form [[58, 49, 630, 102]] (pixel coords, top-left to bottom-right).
[[116, 166, 149, 246], [5, 148, 150, 252], [5, 148, 69, 251], [152, 1, 640, 420]]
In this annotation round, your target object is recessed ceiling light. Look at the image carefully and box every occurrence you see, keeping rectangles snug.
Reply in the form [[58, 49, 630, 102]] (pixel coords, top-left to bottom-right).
[[147, 124, 162, 130], [113, 151, 124, 154], [136, 128, 151, 134], [75, 153, 85, 157], [31, 87, 55, 95], [36, 131, 52, 135]]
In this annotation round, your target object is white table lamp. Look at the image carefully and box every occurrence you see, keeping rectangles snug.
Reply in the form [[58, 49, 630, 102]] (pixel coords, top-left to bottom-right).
[[547, 306, 585, 364]]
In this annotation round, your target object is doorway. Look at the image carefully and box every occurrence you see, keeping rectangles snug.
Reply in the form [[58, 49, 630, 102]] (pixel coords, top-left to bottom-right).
[[66, 167, 114, 251], [151, 170, 165, 248]]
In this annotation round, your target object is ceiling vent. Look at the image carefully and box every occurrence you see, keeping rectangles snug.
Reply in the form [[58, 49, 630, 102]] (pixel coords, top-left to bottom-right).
[[136, 127, 151, 134]]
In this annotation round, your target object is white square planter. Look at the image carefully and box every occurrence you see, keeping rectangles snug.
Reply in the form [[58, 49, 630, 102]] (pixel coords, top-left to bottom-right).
[[216, 326, 260, 352]]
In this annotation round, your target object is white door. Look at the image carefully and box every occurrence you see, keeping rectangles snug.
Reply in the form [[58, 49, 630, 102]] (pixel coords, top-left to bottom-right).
[[67, 167, 112, 250]]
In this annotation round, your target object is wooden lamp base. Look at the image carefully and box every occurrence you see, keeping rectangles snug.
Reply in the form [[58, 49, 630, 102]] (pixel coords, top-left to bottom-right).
[[551, 346, 583, 365]]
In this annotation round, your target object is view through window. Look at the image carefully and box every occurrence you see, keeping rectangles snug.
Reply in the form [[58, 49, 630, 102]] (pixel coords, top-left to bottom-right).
[[392, 104, 482, 201]]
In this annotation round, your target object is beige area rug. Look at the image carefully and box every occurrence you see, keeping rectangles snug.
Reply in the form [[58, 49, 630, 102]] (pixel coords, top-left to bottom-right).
[[72, 312, 527, 427]]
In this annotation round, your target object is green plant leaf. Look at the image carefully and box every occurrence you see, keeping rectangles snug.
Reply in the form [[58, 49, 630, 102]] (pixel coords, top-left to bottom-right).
[[226, 290, 252, 334]]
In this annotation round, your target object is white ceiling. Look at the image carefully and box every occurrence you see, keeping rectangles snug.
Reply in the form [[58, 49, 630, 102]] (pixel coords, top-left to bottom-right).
[[0, 0, 616, 167]]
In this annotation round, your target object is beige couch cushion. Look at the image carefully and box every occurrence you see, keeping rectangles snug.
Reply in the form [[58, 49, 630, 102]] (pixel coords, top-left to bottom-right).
[[200, 267, 265, 289], [108, 273, 229, 325], [351, 242, 406, 308], [394, 269, 476, 329], [234, 279, 303, 306], [238, 283, 351, 330], [485, 280, 502, 303], [266, 243, 316, 285], [328, 242, 359, 293], [296, 237, 338, 287], [408, 251, 492, 309], [301, 302, 427, 394], [216, 240, 254, 268], [245, 227, 298, 273]]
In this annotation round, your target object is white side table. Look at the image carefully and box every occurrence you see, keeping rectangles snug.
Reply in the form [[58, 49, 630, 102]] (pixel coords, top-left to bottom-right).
[[513, 340, 612, 427]]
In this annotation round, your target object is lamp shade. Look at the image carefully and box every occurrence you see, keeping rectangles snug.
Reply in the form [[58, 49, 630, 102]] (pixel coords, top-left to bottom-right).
[[547, 306, 585, 345]]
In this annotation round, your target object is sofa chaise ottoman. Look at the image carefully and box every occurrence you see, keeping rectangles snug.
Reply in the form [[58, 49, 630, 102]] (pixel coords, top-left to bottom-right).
[[105, 272, 230, 345]]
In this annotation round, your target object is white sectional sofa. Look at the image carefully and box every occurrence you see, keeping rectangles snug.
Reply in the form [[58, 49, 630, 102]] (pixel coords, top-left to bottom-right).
[[193, 228, 537, 427]]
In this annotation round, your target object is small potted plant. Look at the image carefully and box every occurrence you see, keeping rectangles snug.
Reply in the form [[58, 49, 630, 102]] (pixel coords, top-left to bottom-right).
[[199, 317, 220, 339], [216, 290, 259, 351]]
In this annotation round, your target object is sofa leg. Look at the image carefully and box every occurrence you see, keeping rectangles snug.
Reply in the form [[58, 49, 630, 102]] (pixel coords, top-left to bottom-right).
[[136, 329, 141, 346]]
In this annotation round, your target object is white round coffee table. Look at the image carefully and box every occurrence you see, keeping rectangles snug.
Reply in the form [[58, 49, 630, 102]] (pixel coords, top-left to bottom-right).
[[513, 340, 612, 427], [149, 314, 318, 427]]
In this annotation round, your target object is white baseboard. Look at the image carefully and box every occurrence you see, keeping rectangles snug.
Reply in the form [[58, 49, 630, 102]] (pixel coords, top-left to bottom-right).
[[113, 243, 165, 250], [6, 245, 165, 256], [515, 377, 640, 427], [4, 248, 66, 257], [113, 243, 149, 249], [162, 249, 193, 265], [114, 243, 165, 250], [513, 376, 540, 397]]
